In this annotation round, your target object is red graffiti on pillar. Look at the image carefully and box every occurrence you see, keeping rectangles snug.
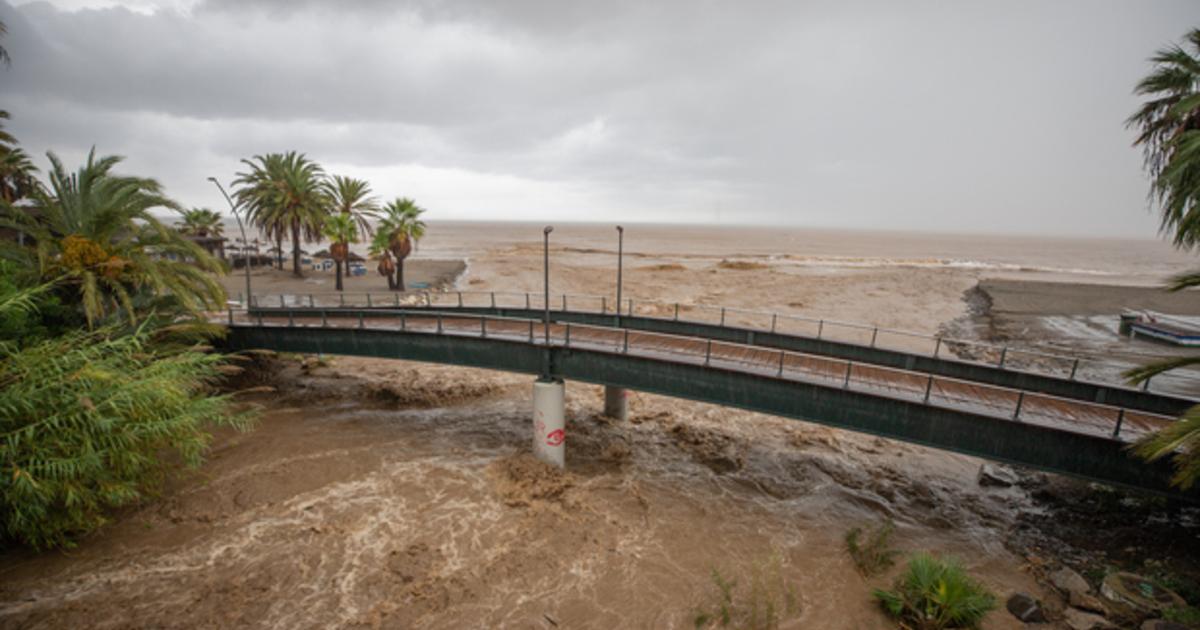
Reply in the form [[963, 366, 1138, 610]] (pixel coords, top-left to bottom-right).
[[545, 429, 565, 447]]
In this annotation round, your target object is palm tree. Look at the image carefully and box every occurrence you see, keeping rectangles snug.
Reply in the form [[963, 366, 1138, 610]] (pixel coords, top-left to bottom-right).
[[233, 152, 328, 278], [0, 149, 225, 326], [174, 207, 224, 238], [0, 144, 39, 205], [368, 228, 396, 290], [1126, 29, 1200, 488], [376, 197, 427, 291], [1, 20, 11, 68], [323, 175, 378, 289], [321, 213, 359, 291]]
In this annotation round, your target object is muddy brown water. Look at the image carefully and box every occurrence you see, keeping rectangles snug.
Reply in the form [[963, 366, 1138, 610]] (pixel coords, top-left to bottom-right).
[[0, 357, 1051, 629]]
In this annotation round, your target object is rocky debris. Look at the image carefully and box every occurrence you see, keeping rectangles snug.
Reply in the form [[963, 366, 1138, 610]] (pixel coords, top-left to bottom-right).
[[977, 463, 1019, 488], [1141, 621, 1191, 630], [1006, 593, 1048, 623], [1051, 566, 1093, 597], [1063, 607, 1115, 630], [1069, 590, 1107, 615], [1101, 572, 1187, 616]]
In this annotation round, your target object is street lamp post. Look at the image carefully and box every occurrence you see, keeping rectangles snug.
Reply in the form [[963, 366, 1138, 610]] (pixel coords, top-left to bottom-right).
[[543, 226, 553, 346], [208, 177, 252, 306], [615, 225, 624, 321]]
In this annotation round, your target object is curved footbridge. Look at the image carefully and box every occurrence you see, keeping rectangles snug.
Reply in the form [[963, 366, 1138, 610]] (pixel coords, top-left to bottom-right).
[[217, 292, 1200, 501]]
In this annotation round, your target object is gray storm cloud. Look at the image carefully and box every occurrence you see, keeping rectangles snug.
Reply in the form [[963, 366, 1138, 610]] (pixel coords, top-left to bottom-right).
[[0, 0, 1198, 234]]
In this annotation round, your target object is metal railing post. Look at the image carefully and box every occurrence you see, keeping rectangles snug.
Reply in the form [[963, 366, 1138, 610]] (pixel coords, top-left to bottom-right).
[[458, 291, 463, 307], [1013, 392, 1025, 420], [562, 295, 567, 311], [308, 294, 314, 308], [288, 310, 294, 327], [1143, 376, 1152, 392], [256, 311, 263, 326], [923, 375, 934, 403], [394, 293, 399, 307], [870, 327, 878, 348], [565, 323, 571, 347], [425, 292, 431, 307], [1113, 408, 1126, 438], [817, 320, 824, 340], [321, 310, 328, 327], [491, 292, 496, 308], [367, 293, 373, 307], [777, 351, 785, 377], [998, 347, 1008, 368], [437, 314, 443, 334], [601, 296, 607, 314], [280, 295, 285, 308], [358, 311, 364, 328], [704, 340, 713, 366], [339, 293, 345, 307], [771, 313, 777, 334], [843, 362, 853, 389], [720, 307, 726, 326], [1069, 358, 1079, 380], [933, 337, 942, 358], [526, 293, 531, 309], [401, 312, 407, 331], [228, 307, 233, 325], [674, 303, 680, 321], [481, 317, 488, 338], [623, 329, 630, 353], [627, 298, 633, 317]]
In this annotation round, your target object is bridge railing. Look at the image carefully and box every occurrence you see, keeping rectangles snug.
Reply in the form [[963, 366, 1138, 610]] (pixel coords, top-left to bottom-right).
[[225, 306, 1172, 442], [233, 290, 1200, 396]]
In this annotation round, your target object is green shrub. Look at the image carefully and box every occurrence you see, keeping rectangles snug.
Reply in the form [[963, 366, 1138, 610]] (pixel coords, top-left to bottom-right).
[[693, 552, 800, 629], [846, 519, 899, 576], [0, 321, 255, 549], [872, 553, 996, 630]]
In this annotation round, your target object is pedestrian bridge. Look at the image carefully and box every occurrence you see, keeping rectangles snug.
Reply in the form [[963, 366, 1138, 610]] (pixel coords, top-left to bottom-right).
[[218, 291, 1200, 502]]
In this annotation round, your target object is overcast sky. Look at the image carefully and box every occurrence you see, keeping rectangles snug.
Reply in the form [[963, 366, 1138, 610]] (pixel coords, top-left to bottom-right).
[[0, 0, 1197, 236]]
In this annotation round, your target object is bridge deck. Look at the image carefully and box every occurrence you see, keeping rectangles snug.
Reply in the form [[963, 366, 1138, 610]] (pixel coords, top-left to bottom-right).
[[230, 312, 1172, 445]]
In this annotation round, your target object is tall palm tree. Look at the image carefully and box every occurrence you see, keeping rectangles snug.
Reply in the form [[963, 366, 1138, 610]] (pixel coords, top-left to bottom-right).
[[323, 175, 378, 289], [0, 149, 225, 326], [377, 197, 427, 291], [1126, 29, 1200, 488], [1128, 28, 1200, 249], [174, 207, 224, 238], [0, 144, 39, 205], [232, 152, 328, 278], [321, 213, 359, 291]]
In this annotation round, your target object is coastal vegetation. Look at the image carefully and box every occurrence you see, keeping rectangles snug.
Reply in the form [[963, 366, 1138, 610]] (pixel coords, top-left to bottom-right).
[[323, 175, 380, 291], [376, 197, 427, 291], [1126, 27, 1200, 488], [233, 151, 328, 279], [872, 553, 996, 630], [0, 28, 256, 549], [845, 519, 899, 577], [692, 553, 799, 629], [175, 207, 224, 238]]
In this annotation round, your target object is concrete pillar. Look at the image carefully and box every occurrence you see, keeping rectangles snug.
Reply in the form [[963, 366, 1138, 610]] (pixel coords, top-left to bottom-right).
[[532, 378, 566, 468], [603, 385, 628, 421]]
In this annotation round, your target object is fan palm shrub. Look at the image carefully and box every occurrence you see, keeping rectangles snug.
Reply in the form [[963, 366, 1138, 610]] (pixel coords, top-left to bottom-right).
[[321, 213, 359, 291], [872, 553, 996, 630], [174, 207, 224, 238]]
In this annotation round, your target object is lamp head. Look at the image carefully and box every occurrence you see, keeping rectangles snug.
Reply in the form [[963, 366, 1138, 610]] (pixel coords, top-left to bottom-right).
[[544, 226, 554, 235], [616, 225, 624, 233]]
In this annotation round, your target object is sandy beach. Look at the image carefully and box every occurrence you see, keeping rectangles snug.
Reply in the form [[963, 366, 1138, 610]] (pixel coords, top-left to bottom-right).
[[2, 223, 1198, 629]]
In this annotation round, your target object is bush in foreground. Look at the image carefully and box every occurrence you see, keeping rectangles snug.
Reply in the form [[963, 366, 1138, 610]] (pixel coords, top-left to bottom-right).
[[872, 553, 996, 630], [693, 553, 800, 629], [0, 310, 254, 549]]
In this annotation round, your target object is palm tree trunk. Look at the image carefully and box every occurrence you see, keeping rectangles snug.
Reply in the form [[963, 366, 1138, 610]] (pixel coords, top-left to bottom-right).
[[275, 234, 284, 269], [335, 260, 344, 291], [395, 257, 405, 292], [291, 222, 303, 278]]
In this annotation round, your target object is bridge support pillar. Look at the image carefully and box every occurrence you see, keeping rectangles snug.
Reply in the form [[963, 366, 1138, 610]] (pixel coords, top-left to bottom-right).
[[533, 378, 566, 468], [603, 385, 628, 421]]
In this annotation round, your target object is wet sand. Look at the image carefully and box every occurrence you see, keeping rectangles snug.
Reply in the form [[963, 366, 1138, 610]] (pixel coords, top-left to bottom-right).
[[2, 224, 1199, 628], [216, 259, 467, 302], [980, 278, 1200, 317]]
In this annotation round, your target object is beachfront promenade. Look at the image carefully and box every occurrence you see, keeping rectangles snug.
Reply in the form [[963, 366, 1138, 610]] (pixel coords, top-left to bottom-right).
[[217, 292, 1200, 501]]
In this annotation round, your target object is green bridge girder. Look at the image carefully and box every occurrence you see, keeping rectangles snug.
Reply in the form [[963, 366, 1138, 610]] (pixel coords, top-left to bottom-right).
[[249, 304, 1198, 417], [222, 323, 1200, 502]]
